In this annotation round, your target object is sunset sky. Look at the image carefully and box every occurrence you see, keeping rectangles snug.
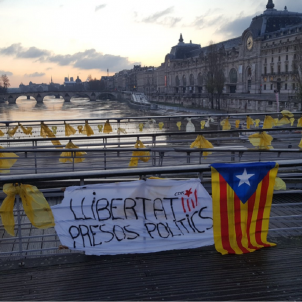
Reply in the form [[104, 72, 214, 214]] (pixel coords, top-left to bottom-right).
[[0, 0, 300, 87]]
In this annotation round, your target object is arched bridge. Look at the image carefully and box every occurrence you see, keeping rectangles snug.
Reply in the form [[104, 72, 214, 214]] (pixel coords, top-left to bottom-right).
[[0, 91, 119, 104]]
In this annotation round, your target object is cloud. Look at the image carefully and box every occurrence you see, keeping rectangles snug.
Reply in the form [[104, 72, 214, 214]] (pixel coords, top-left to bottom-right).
[[0, 43, 50, 59], [189, 9, 224, 30], [95, 4, 106, 12], [142, 7, 174, 23], [46, 67, 52, 70], [48, 49, 136, 71], [0, 70, 13, 76], [0, 43, 137, 72], [24, 72, 46, 77], [137, 7, 181, 27]]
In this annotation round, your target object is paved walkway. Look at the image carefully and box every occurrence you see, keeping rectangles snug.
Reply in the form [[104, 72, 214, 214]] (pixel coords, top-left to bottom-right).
[[0, 236, 301, 301]]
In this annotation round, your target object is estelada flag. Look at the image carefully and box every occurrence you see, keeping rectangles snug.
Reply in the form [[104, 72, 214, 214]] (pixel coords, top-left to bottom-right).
[[211, 162, 278, 255]]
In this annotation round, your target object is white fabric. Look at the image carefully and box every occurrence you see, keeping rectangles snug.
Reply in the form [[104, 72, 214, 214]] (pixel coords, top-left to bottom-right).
[[186, 118, 195, 132], [52, 179, 214, 256]]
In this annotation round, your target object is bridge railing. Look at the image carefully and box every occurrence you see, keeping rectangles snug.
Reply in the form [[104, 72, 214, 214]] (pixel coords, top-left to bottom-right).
[[0, 160, 302, 259]]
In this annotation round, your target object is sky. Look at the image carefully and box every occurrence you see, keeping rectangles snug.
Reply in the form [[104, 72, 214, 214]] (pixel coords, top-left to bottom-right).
[[0, 0, 301, 87]]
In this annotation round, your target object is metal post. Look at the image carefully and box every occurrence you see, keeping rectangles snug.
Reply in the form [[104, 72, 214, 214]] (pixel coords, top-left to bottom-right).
[[34, 141, 37, 174], [72, 151, 75, 172], [117, 119, 120, 157], [104, 151, 107, 170], [16, 195, 23, 255]]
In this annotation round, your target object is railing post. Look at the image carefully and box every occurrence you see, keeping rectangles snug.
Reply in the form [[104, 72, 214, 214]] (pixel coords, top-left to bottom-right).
[[104, 151, 107, 170], [72, 151, 75, 172], [16, 195, 23, 255], [34, 141, 37, 174]]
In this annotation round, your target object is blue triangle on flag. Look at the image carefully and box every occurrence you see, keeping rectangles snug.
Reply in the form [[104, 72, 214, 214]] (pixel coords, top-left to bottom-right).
[[211, 162, 276, 204]]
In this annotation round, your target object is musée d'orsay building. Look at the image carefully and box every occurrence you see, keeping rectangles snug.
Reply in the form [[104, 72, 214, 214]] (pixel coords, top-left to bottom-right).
[[161, 0, 302, 96], [111, 0, 302, 111]]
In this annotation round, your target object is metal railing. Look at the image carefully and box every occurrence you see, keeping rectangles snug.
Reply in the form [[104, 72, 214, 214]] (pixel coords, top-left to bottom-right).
[[0, 160, 302, 259]]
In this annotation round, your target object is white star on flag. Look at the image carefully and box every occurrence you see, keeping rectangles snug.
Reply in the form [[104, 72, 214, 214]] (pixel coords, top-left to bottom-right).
[[236, 169, 255, 187]]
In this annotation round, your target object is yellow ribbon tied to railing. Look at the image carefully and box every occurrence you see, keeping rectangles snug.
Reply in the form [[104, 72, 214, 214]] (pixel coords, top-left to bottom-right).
[[19, 123, 33, 135], [0, 183, 55, 236], [262, 115, 276, 129], [103, 120, 112, 134], [7, 125, 19, 137], [59, 141, 86, 163], [176, 121, 181, 131], [235, 120, 240, 129], [77, 125, 83, 133], [277, 110, 293, 126], [248, 131, 273, 150], [51, 126, 57, 135], [200, 121, 206, 130], [299, 139, 302, 149], [129, 140, 150, 167], [0, 129, 4, 137], [246, 116, 255, 129], [40, 122, 62, 147], [290, 118, 295, 126], [297, 117, 302, 127], [117, 127, 127, 134], [274, 177, 286, 190], [139, 123, 144, 132], [82, 121, 94, 136], [159, 122, 164, 130], [98, 125, 103, 133], [190, 135, 213, 157], [255, 119, 261, 128], [220, 118, 231, 131], [65, 122, 77, 137], [0, 146, 18, 174]]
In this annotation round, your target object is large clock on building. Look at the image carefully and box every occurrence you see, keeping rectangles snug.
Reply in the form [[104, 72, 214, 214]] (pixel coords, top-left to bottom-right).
[[246, 36, 254, 50]]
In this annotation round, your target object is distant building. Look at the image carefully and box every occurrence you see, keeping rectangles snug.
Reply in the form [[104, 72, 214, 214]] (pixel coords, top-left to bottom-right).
[[63, 76, 84, 91], [19, 81, 48, 92]]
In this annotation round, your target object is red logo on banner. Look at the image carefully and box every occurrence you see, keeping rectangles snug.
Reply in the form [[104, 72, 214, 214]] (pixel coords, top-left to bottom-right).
[[181, 189, 198, 213]]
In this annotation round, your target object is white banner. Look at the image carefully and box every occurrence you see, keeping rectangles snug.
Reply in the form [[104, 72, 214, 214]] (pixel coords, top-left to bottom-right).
[[52, 179, 214, 255]]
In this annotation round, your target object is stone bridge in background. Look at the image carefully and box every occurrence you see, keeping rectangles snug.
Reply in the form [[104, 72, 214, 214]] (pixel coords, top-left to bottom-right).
[[0, 91, 120, 104]]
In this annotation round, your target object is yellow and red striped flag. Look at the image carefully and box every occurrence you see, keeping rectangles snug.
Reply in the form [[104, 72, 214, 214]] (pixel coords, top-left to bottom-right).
[[211, 162, 278, 255]]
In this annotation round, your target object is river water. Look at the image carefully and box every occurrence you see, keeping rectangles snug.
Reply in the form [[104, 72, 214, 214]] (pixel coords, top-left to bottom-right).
[[0, 96, 152, 121]]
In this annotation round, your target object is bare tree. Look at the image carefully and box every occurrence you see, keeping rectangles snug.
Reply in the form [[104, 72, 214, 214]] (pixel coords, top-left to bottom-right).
[[0, 74, 10, 93], [292, 36, 302, 106], [204, 42, 226, 110]]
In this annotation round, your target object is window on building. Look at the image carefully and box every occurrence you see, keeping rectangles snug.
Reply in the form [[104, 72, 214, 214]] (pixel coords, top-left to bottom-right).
[[229, 68, 237, 83], [268, 101, 273, 105], [265, 58, 267, 63], [286, 64, 288, 72], [264, 84, 266, 90], [294, 54, 297, 59], [286, 55, 288, 60], [278, 56, 281, 61], [271, 84, 273, 90], [271, 57, 274, 63], [279, 48, 281, 53], [293, 83, 296, 90], [285, 83, 288, 90], [271, 66, 274, 74], [278, 66, 281, 74], [264, 67, 267, 75], [286, 46, 289, 52]]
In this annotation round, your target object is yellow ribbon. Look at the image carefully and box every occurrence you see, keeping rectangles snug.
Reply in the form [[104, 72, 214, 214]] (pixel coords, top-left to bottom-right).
[[246, 116, 255, 129], [98, 125, 103, 133], [77, 125, 83, 133], [255, 119, 260, 128], [19, 124, 33, 136], [190, 135, 213, 157], [40, 122, 62, 147], [297, 117, 302, 127], [0, 146, 18, 174], [0, 183, 55, 236], [139, 123, 144, 132], [117, 127, 127, 134], [51, 126, 57, 135], [274, 177, 286, 190], [290, 118, 295, 126], [7, 125, 19, 137], [129, 140, 150, 167], [65, 122, 77, 137], [235, 120, 240, 129], [220, 118, 231, 130], [0, 129, 4, 137], [299, 138, 302, 149], [59, 141, 86, 163], [200, 121, 206, 129], [248, 131, 273, 150], [103, 120, 113, 134], [82, 121, 94, 136], [158, 122, 164, 130], [262, 115, 276, 129], [176, 121, 181, 130]]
